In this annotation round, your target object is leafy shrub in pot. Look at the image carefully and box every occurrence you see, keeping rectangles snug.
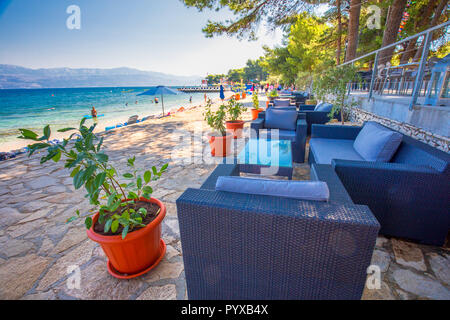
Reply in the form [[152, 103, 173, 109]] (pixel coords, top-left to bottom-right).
[[225, 97, 247, 139], [203, 99, 232, 156], [18, 118, 168, 278]]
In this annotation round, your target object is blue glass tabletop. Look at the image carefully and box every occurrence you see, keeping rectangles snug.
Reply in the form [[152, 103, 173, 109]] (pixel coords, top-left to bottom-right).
[[238, 139, 293, 168]]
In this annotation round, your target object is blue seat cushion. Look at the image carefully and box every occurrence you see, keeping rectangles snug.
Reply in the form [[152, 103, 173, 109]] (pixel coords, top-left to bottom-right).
[[265, 108, 298, 131], [278, 130, 296, 142], [353, 121, 403, 162], [258, 129, 296, 142], [310, 138, 364, 165], [216, 176, 330, 202], [314, 102, 333, 112]]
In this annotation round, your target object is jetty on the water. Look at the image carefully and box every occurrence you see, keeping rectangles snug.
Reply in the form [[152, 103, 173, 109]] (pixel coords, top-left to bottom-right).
[[178, 86, 221, 93]]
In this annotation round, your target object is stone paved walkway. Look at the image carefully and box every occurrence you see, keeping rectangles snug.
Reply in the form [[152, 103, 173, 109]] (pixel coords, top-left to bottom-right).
[[0, 101, 449, 300]]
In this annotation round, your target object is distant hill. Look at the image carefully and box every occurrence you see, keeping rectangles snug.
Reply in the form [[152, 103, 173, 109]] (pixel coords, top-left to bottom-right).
[[0, 65, 203, 89]]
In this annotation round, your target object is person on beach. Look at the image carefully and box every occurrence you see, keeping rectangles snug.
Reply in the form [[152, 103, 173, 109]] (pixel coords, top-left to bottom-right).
[[155, 97, 159, 104], [91, 106, 98, 123], [204, 93, 207, 102], [189, 96, 192, 104]]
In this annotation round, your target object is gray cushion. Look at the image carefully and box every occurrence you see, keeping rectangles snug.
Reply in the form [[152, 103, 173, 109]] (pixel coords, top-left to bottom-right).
[[216, 176, 330, 202], [274, 99, 291, 107], [265, 108, 298, 131], [353, 121, 403, 162], [314, 102, 333, 112], [310, 138, 364, 165], [272, 106, 297, 111]]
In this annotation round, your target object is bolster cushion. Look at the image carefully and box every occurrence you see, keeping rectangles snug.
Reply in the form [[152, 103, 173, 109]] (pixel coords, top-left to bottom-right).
[[216, 176, 330, 202], [353, 121, 403, 162]]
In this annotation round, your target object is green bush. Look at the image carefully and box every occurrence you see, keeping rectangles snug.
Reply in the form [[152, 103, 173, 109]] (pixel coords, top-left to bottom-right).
[[226, 97, 247, 121], [313, 65, 360, 123], [204, 98, 227, 136], [252, 91, 260, 110]]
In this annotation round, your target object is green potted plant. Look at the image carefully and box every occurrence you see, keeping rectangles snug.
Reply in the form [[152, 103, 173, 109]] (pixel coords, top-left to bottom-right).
[[225, 97, 247, 139], [204, 99, 232, 157], [18, 118, 168, 279], [267, 89, 279, 102], [251, 91, 261, 120], [305, 96, 317, 105], [313, 65, 360, 124]]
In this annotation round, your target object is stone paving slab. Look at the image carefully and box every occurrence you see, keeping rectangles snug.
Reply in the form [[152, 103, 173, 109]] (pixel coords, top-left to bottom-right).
[[0, 103, 449, 300]]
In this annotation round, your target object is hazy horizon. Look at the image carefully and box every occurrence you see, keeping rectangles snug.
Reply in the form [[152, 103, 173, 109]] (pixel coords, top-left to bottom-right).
[[1, 63, 204, 78]]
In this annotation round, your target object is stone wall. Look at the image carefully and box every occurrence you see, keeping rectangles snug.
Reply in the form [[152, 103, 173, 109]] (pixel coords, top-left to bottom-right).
[[348, 107, 450, 153]]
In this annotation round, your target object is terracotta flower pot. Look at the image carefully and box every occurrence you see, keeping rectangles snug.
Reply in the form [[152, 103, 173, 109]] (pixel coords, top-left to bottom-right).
[[251, 108, 261, 120], [226, 120, 245, 139], [235, 94, 240, 101], [242, 92, 247, 99], [87, 197, 166, 278], [208, 133, 232, 157]]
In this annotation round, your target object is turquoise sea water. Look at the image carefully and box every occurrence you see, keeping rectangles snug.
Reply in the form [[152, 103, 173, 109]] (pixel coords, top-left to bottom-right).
[[0, 87, 217, 144]]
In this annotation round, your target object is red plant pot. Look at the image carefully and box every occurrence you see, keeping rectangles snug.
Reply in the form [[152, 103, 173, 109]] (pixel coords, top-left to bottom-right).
[[87, 197, 166, 277], [208, 133, 232, 157], [226, 120, 245, 139], [251, 108, 261, 120]]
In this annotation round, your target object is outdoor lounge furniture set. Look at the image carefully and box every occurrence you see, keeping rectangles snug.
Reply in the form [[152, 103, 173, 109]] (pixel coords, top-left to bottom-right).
[[309, 122, 450, 247], [176, 108, 449, 300], [177, 163, 380, 299], [259, 101, 338, 135]]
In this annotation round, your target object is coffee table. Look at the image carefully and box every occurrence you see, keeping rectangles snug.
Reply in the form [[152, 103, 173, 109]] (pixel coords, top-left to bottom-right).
[[237, 139, 293, 179]]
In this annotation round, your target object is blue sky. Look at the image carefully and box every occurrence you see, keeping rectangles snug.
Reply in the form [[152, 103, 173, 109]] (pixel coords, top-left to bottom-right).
[[0, 0, 284, 76]]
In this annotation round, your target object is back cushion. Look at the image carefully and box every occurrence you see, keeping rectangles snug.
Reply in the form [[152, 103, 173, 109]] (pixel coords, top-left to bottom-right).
[[265, 108, 298, 131], [353, 121, 403, 162], [274, 99, 291, 107], [314, 102, 333, 112]]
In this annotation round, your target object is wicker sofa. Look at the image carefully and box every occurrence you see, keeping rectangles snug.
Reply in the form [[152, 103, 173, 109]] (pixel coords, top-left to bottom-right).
[[308, 123, 450, 246], [176, 164, 380, 300], [251, 109, 307, 163], [298, 104, 340, 135]]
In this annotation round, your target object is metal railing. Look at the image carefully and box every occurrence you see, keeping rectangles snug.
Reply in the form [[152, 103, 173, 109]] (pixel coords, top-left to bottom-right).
[[340, 21, 450, 110]]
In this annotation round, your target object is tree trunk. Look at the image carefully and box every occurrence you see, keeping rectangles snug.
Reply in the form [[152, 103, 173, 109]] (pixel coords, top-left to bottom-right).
[[413, 0, 447, 61], [336, 0, 342, 65], [345, 0, 361, 62], [378, 0, 408, 66], [400, 39, 418, 64], [400, 0, 438, 64]]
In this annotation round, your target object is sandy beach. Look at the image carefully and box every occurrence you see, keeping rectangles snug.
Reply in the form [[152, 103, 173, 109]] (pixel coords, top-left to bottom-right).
[[0, 91, 241, 153]]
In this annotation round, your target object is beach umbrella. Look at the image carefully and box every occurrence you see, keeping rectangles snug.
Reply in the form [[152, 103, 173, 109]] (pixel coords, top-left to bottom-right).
[[219, 85, 225, 101], [137, 86, 180, 116]]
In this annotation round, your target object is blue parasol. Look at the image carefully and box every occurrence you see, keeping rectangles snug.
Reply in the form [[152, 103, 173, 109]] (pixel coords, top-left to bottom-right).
[[137, 86, 180, 116], [220, 85, 225, 101]]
